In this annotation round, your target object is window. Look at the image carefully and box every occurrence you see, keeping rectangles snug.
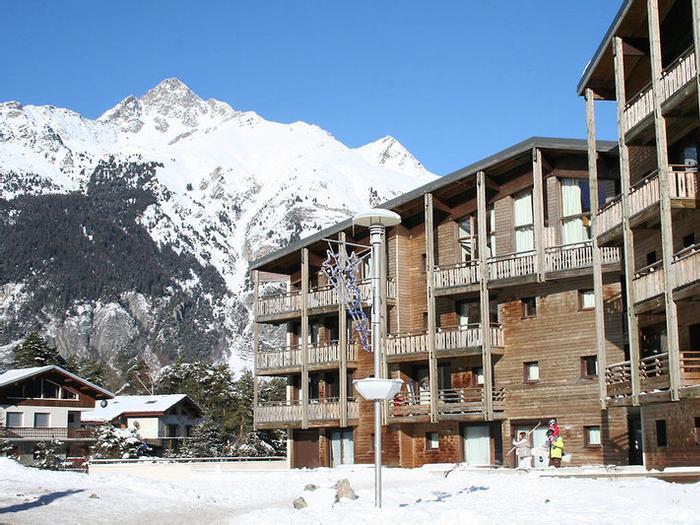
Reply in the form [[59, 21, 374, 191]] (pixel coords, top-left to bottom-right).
[[581, 356, 598, 378], [683, 233, 695, 248], [34, 413, 50, 428], [561, 178, 591, 244], [457, 216, 476, 263], [426, 432, 440, 450], [6, 412, 23, 428], [514, 191, 534, 253], [60, 387, 78, 400], [579, 290, 595, 310], [420, 254, 427, 272], [646, 251, 657, 266], [524, 361, 540, 383], [695, 418, 700, 446], [521, 297, 537, 318], [67, 411, 81, 428], [584, 426, 602, 447], [473, 367, 484, 386], [422, 312, 428, 330], [656, 420, 667, 447]]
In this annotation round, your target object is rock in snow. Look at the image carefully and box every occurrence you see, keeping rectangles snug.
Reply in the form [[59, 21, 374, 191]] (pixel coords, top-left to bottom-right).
[[0, 78, 436, 373]]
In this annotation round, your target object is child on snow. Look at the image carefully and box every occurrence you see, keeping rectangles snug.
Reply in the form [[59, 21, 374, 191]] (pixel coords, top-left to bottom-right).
[[547, 428, 564, 468]]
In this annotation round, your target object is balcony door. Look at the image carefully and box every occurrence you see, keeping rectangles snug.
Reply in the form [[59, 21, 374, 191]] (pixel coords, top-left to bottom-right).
[[513, 191, 534, 253], [330, 429, 354, 466], [561, 179, 591, 245], [463, 425, 491, 465]]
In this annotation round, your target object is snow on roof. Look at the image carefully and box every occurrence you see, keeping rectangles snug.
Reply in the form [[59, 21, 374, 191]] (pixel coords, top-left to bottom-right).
[[82, 394, 196, 422], [0, 365, 114, 398]]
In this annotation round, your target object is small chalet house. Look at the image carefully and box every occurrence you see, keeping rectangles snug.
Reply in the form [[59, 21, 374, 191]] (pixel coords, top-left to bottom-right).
[[0, 365, 114, 463], [82, 394, 202, 453]]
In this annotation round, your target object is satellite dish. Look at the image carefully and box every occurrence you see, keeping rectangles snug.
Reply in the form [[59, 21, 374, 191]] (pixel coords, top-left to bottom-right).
[[100, 400, 108, 408]]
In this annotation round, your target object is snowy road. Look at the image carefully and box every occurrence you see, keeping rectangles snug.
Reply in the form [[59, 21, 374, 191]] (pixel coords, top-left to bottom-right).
[[1, 459, 699, 524]]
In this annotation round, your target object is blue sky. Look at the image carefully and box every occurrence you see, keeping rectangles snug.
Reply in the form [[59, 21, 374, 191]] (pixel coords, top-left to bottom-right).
[[1, 1, 621, 175]]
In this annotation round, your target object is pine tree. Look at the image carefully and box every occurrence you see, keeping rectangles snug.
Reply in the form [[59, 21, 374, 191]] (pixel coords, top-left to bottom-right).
[[91, 424, 148, 459], [179, 417, 226, 458], [33, 439, 64, 470], [12, 332, 65, 369], [65, 353, 108, 385]]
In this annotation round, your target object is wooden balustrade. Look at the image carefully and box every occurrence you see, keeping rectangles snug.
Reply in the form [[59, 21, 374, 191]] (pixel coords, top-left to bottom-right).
[[1, 427, 94, 440], [545, 242, 592, 272], [385, 332, 429, 357], [673, 243, 700, 290], [639, 352, 670, 392], [307, 398, 342, 421], [670, 168, 698, 199], [308, 341, 340, 365], [386, 324, 503, 358], [594, 196, 623, 237], [633, 261, 665, 304], [601, 246, 622, 265], [389, 387, 504, 418], [434, 260, 480, 288], [256, 346, 302, 370], [628, 171, 660, 217], [623, 47, 696, 133], [605, 360, 633, 397], [488, 251, 536, 281], [308, 285, 337, 309], [388, 391, 431, 418], [254, 400, 303, 424], [256, 290, 301, 317], [347, 401, 360, 419], [681, 351, 700, 386], [436, 325, 483, 351]]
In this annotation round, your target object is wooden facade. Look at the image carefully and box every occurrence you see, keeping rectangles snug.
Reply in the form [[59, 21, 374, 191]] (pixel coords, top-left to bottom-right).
[[252, 137, 637, 469], [579, 0, 700, 469]]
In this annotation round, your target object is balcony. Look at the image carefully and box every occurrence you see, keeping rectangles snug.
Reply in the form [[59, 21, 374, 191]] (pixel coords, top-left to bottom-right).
[[544, 242, 620, 274], [673, 243, 700, 292], [593, 196, 623, 238], [254, 398, 359, 427], [622, 47, 696, 134], [628, 168, 698, 220], [256, 279, 396, 320], [385, 324, 504, 360], [256, 342, 359, 373], [1, 427, 94, 440], [605, 351, 700, 401], [434, 260, 480, 289], [633, 260, 665, 304], [388, 387, 505, 419], [488, 250, 536, 281]]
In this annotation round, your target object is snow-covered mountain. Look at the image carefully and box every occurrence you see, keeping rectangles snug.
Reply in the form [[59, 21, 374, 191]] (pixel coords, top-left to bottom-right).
[[0, 78, 435, 378]]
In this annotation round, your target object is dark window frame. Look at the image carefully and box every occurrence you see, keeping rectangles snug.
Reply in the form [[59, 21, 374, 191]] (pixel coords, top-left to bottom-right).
[[425, 432, 440, 451], [580, 355, 598, 379], [656, 419, 668, 448], [578, 289, 595, 311], [521, 297, 537, 318], [523, 361, 540, 383]]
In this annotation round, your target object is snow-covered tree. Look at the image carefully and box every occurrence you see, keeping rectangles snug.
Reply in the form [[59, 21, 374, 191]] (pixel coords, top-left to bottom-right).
[[33, 439, 64, 470], [0, 438, 16, 459], [12, 332, 65, 369], [179, 417, 226, 458], [91, 424, 148, 459]]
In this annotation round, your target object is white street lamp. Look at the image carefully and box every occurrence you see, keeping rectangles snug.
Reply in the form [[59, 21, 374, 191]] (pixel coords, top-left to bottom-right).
[[352, 208, 402, 509]]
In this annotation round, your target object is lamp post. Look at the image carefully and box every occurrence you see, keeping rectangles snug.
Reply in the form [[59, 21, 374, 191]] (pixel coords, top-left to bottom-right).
[[352, 209, 403, 508]]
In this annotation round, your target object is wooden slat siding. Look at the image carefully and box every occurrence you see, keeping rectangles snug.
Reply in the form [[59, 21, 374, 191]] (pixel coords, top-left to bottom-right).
[[614, 35, 642, 406], [425, 194, 439, 422], [495, 278, 628, 466], [641, 399, 700, 469], [435, 214, 457, 267], [400, 422, 464, 467], [477, 171, 494, 420], [546, 177, 562, 247], [301, 248, 309, 429], [648, 0, 681, 402], [694, 0, 700, 118], [338, 232, 348, 428], [494, 196, 513, 257], [628, 145, 657, 186], [532, 149, 546, 281], [253, 270, 260, 429], [393, 234, 401, 332], [586, 88, 608, 410]]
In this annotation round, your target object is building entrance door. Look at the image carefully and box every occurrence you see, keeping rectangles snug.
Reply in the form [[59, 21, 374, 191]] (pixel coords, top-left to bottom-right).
[[330, 429, 354, 466], [293, 429, 320, 468], [463, 425, 490, 465], [628, 412, 643, 466]]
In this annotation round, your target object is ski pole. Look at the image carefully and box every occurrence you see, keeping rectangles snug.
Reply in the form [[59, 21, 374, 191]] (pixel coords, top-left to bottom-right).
[[506, 421, 542, 455]]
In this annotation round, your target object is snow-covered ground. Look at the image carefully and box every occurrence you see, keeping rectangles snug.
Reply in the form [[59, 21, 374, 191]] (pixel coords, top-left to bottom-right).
[[1, 458, 699, 524]]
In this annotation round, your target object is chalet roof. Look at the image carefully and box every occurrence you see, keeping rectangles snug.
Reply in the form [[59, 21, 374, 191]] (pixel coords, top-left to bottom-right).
[[250, 136, 617, 272], [82, 394, 202, 422], [0, 365, 114, 398]]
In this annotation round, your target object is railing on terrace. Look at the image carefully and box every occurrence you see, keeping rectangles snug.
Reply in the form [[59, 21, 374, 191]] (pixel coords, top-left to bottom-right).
[[254, 398, 358, 424], [437, 387, 505, 415], [628, 171, 660, 217], [1, 427, 94, 440], [545, 242, 593, 272], [606, 351, 700, 397], [386, 324, 503, 358], [594, 195, 623, 237], [638, 352, 670, 392], [673, 243, 700, 290], [605, 360, 633, 397], [256, 289, 301, 317], [633, 260, 665, 304], [434, 260, 480, 288], [389, 391, 431, 418], [622, 47, 696, 133], [681, 351, 700, 386], [257, 342, 359, 371], [385, 331, 429, 357], [488, 250, 536, 281], [669, 166, 699, 200]]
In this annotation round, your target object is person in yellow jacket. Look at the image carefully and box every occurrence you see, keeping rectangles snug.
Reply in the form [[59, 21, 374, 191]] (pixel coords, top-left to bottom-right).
[[547, 429, 564, 468]]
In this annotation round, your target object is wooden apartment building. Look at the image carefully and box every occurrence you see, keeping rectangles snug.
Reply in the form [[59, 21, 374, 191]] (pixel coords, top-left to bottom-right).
[[251, 137, 636, 469], [579, 0, 700, 469]]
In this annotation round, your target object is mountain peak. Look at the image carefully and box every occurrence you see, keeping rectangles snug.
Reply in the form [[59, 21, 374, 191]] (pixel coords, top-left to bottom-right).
[[354, 136, 432, 181]]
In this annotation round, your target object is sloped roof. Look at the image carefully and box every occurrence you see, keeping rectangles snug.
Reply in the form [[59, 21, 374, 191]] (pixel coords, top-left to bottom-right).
[[0, 365, 114, 398], [82, 394, 201, 422]]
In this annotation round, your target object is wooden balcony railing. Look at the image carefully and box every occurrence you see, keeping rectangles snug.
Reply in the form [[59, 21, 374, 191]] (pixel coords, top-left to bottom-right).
[[633, 260, 665, 304], [256, 290, 301, 317], [1, 427, 94, 440], [544, 242, 593, 272], [605, 360, 633, 397], [622, 47, 696, 133], [681, 351, 700, 386], [386, 324, 504, 358], [673, 243, 700, 290], [434, 260, 481, 288], [488, 250, 536, 281], [257, 342, 359, 371], [594, 195, 623, 237], [628, 171, 660, 217], [388, 387, 505, 418], [254, 398, 355, 425], [638, 352, 670, 392]]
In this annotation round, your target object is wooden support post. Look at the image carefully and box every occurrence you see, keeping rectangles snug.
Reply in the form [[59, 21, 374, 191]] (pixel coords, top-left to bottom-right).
[[424, 193, 439, 423], [477, 171, 494, 420], [338, 232, 348, 428], [693, 0, 700, 119], [648, 0, 681, 401], [252, 270, 261, 428], [613, 36, 641, 406], [585, 89, 608, 410], [532, 148, 546, 282], [301, 248, 310, 428], [380, 228, 390, 422]]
